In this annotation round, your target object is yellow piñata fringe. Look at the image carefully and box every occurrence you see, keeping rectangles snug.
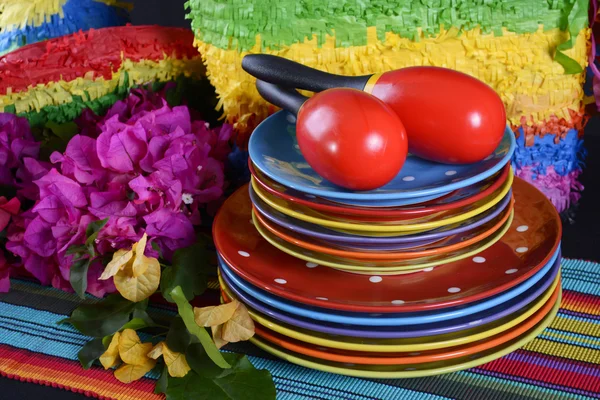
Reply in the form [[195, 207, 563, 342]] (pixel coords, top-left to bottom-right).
[[195, 26, 590, 136], [0, 56, 205, 114], [0, 0, 68, 31]]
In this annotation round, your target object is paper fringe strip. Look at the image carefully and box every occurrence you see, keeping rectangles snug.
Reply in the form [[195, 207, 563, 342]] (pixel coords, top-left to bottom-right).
[[512, 129, 586, 177], [0, 26, 205, 126], [194, 26, 590, 144], [187, 0, 589, 53], [514, 165, 584, 213], [0, 0, 132, 55]]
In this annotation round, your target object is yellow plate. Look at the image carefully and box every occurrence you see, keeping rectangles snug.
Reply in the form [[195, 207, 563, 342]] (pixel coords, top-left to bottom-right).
[[252, 208, 513, 273], [249, 289, 560, 378], [220, 271, 559, 352], [251, 171, 513, 234]]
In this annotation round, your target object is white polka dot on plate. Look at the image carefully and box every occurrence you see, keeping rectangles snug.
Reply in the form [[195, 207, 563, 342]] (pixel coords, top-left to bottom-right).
[[423, 267, 434, 272], [402, 176, 415, 182], [286, 114, 297, 123], [505, 269, 518, 274], [472, 256, 486, 263], [516, 247, 528, 253], [369, 276, 383, 283], [306, 262, 318, 268], [238, 251, 250, 257], [448, 287, 461, 293], [445, 170, 457, 176], [516, 225, 529, 232], [316, 297, 328, 301], [391, 300, 405, 305], [274, 278, 287, 284]]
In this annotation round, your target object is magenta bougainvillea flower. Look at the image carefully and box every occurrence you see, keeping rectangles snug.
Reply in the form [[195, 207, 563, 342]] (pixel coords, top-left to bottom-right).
[[5, 89, 232, 297], [0, 114, 43, 199]]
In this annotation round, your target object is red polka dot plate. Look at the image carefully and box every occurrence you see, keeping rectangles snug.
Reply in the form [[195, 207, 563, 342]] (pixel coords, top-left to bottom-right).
[[213, 178, 561, 313]]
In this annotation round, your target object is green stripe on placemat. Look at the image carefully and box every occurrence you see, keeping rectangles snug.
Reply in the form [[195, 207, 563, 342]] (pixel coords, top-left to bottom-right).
[[0, 258, 598, 399]]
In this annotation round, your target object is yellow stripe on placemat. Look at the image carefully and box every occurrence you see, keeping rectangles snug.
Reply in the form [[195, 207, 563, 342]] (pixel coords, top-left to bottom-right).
[[523, 337, 600, 364], [0, 56, 205, 114], [551, 316, 600, 337], [0, 0, 68, 31], [196, 26, 589, 134]]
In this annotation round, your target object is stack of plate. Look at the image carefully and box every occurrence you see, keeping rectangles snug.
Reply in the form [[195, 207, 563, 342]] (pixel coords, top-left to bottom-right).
[[213, 111, 562, 378]]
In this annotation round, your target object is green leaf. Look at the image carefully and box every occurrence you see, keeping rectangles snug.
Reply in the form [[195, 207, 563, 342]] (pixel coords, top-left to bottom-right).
[[160, 266, 207, 303], [85, 218, 109, 246], [61, 294, 137, 337], [78, 338, 106, 370], [45, 121, 79, 142], [166, 317, 193, 353], [554, 50, 584, 75], [70, 258, 91, 299], [170, 286, 230, 369], [165, 367, 275, 400], [187, 346, 256, 379], [120, 317, 151, 331], [155, 365, 169, 395], [102, 335, 113, 349], [132, 307, 156, 328], [66, 245, 88, 256], [161, 244, 209, 303]]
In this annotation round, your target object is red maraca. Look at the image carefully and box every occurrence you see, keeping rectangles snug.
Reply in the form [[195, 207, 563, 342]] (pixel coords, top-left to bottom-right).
[[243, 55, 507, 164], [255, 80, 408, 191]]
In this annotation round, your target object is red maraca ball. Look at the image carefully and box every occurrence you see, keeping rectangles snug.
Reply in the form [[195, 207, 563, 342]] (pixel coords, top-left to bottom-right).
[[296, 88, 408, 191]]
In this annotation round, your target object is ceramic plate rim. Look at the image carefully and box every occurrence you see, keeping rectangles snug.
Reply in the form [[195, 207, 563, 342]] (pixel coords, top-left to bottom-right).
[[249, 111, 516, 200], [219, 249, 558, 326], [250, 171, 513, 232], [213, 179, 562, 313], [247, 290, 560, 379], [250, 162, 511, 217]]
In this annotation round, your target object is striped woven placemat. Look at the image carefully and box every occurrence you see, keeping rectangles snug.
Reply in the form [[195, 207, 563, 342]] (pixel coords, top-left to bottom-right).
[[0, 258, 598, 400]]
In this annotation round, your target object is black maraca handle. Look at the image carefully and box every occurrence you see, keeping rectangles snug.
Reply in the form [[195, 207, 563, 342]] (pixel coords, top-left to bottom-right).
[[256, 79, 309, 115], [244, 54, 371, 92]]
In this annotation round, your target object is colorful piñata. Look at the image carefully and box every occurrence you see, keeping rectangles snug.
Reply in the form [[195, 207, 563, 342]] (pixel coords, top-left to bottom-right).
[[187, 0, 593, 212], [0, 25, 207, 131], [0, 0, 132, 56]]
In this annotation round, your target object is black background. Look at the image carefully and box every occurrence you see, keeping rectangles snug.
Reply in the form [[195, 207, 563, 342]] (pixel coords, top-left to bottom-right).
[[1, 1, 599, 398]]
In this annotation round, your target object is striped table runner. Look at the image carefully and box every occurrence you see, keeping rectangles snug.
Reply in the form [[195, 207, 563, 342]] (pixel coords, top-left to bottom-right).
[[0, 258, 598, 400]]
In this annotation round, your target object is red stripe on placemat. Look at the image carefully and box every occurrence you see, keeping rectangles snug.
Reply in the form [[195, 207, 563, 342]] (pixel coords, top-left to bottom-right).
[[476, 350, 600, 393], [0, 344, 161, 400], [562, 291, 600, 315], [0, 25, 198, 95]]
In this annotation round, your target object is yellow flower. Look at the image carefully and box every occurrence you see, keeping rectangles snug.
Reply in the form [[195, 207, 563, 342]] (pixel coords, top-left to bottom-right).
[[99, 329, 157, 384], [194, 300, 254, 349], [99, 332, 121, 369], [99, 234, 161, 302], [148, 342, 191, 378]]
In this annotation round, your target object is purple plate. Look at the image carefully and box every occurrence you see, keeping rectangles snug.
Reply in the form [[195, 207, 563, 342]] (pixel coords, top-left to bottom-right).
[[219, 250, 560, 339], [250, 186, 513, 250]]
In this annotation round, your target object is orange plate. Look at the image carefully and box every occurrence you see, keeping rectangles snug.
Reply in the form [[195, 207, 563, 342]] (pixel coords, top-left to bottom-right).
[[252, 197, 513, 261], [250, 161, 510, 222]]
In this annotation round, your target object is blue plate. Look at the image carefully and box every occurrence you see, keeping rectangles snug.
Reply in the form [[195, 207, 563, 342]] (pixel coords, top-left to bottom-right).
[[249, 111, 515, 201], [219, 250, 560, 338], [321, 191, 452, 207], [218, 247, 559, 327]]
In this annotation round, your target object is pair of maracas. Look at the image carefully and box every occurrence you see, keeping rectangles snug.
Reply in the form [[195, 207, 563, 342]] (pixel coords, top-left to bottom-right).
[[242, 55, 507, 191]]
